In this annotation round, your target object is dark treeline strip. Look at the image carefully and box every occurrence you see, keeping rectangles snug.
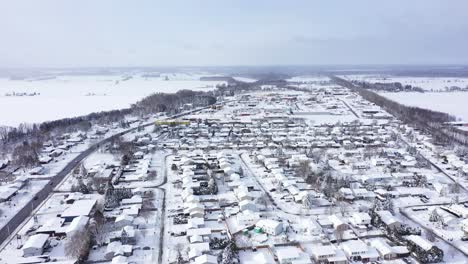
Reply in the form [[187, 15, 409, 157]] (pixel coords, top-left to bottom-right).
[[352, 80, 425, 93], [332, 76, 468, 147]]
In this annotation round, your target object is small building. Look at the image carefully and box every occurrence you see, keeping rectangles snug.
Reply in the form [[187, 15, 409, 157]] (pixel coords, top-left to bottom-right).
[[239, 200, 257, 212], [256, 219, 283, 236], [351, 212, 371, 226], [236, 211, 260, 227], [194, 254, 218, 264], [310, 245, 347, 264], [329, 215, 348, 231], [377, 210, 401, 230], [276, 247, 312, 264], [115, 214, 134, 228], [23, 234, 49, 257], [60, 199, 97, 222]]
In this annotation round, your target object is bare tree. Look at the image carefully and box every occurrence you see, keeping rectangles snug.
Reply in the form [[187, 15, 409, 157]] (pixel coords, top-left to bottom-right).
[[65, 229, 91, 260], [338, 201, 348, 217], [426, 229, 436, 242], [174, 243, 184, 264], [256, 193, 268, 209], [296, 160, 311, 179], [334, 225, 346, 244]]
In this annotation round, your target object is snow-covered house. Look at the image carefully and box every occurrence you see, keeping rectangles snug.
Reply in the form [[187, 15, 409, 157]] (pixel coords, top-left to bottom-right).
[[115, 215, 134, 228], [239, 200, 257, 212], [350, 212, 371, 226], [194, 254, 218, 264], [276, 247, 312, 264], [310, 245, 347, 264], [236, 211, 260, 227], [377, 211, 401, 230], [256, 219, 283, 236], [369, 238, 407, 260], [22, 234, 49, 257], [329, 215, 348, 231], [342, 240, 379, 262], [60, 199, 96, 222]]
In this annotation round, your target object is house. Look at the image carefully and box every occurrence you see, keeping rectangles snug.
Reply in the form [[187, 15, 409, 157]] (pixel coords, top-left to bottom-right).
[[304, 219, 322, 236], [310, 245, 347, 264], [115, 214, 134, 228], [194, 254, 218, 264], [351, 212, 371, 226], [39, 156, 53, 164], [189, 243, 211, 260], [105, 241, 122, 260], [329, 215, 348, 231], [121, 195, 143, 206], [66, 215, 89, 236], [22, 234, 49, 257], [338, 188, 354, 200], [122, 204, 141, 217], [405, 235, 434, 252], [188, 217, 205, 229], [236, 211, 260, 227], [239, 200, 257, 212], [35, 217, 65, 236], [276, 247, 312, 264], [377, 211, 401, 230], [370, 239, 396, 260], [341, 240, 371, 262], [60, 199, 97, 222], [242, 251, 271, 264], [256, 219, 283, 236]]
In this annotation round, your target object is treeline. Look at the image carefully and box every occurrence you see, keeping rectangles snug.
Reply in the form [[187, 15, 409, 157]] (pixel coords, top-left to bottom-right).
[[332, 76, 468, 146], [352, 80, 425, 93], [133, 89, 216, 115]]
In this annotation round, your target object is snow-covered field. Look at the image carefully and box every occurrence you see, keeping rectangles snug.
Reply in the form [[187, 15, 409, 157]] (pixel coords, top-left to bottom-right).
[[286, 75, 330, 83], [341, 75, 468, 91], [0, 74, 224, 127], [381, 92, 468, 121]]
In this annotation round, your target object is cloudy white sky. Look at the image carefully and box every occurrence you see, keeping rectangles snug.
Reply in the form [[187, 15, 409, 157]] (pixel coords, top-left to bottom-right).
[[1, 0, 468, 67]]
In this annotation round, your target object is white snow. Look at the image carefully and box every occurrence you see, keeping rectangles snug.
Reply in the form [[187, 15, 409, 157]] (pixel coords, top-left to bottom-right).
[[341, 75, 468, 91], [381, 92, 468, 121], [0, 74, 223, 127]]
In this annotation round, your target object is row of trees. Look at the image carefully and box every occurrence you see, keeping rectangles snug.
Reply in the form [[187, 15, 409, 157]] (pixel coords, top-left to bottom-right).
[[332, 76, 468, 147]]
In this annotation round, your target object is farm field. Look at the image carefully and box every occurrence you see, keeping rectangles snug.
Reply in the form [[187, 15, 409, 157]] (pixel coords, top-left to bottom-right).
[[0, 73, 223, 127], [381, 92, 468, 121]]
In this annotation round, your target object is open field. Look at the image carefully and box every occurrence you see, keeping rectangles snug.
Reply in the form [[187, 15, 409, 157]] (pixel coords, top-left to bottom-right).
[[0, 74, 223, 126], [381, 92, 468, 121]]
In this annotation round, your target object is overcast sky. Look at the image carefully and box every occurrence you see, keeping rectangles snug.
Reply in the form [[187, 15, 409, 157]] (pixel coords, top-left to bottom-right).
[[1, 0, 468, 67]]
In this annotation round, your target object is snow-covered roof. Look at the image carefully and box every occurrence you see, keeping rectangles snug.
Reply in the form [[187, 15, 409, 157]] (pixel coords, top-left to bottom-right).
[[23, 234, 49, 250], [66, 215, 89, 235], [406, 235, 433, 251], [61, 199, 96, 219], [194, 254, 217, 264]]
